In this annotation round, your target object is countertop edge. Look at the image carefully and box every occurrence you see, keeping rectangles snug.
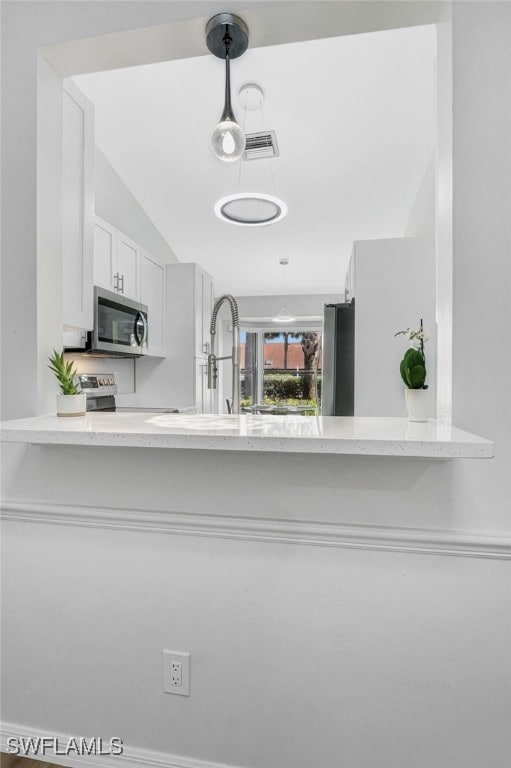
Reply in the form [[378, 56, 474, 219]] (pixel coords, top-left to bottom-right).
[[0, 420, 495, 459]]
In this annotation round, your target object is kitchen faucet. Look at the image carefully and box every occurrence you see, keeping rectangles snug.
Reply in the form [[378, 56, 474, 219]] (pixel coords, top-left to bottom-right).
[[207, 294, 240, 414]]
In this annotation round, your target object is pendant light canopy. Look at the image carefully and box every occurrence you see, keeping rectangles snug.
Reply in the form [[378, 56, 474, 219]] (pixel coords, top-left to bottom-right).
[[272, 259, 296, 323], [206, 13, 249, 163]]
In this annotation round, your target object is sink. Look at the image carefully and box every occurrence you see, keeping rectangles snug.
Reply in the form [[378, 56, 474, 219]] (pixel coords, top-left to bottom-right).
[[115, 406, 196, 414], [146, 413, 274, 431]]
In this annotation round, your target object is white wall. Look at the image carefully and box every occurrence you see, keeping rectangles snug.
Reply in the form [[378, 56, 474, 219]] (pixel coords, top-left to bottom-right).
[[94, 146, 178, 267], [2, 502, 509, 768], [405, 155, 435, 238], [435, 2, 453, 425], [37, 55, 65, 415], [237, 293, 342, 323], [448, 0, 511, 535], [353, 237, 436, 417], [1, 4, 511, 768]]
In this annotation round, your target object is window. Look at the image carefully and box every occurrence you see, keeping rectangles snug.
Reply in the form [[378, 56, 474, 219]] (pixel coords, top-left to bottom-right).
[[240, 331, 258, 407], [240, 329, 322, 412]]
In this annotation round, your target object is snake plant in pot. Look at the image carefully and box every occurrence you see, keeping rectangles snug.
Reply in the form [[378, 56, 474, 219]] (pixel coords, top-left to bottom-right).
[[395, 320, 430, 422], [48, 349, 86, 416]]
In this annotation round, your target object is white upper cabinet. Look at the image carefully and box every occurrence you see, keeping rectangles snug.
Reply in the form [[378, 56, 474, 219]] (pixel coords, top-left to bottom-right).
[[62, 81, 94, 330], [116, 231, 140, 300], [93, 216, 141, 300], [140, 250, 166, 357], [93, 217, 165, 357], [93, 216, 116, 291]]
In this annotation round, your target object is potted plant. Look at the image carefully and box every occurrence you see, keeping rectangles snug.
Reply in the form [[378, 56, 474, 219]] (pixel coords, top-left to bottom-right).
[[395, 319, 430, 422], [48, 349, 86, 417]]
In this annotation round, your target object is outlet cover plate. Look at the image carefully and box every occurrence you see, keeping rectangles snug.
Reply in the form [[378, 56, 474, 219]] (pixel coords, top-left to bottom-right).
[[163, 650, 190, 696]]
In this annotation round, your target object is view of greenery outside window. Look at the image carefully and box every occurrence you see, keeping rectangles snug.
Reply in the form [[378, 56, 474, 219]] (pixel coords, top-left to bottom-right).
[[240, 330, 322, 413]]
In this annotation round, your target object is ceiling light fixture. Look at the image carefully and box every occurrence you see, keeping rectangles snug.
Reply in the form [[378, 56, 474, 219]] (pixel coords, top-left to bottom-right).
[[206, 13, 249, 163], [272, 259, 296, 323], [213, 85, 287, 226], [214, 192, 288, 226]]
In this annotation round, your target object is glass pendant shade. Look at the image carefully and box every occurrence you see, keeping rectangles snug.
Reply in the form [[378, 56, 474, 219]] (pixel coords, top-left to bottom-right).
[[212, 119, 245, 162], [210, 24, 246, 163]]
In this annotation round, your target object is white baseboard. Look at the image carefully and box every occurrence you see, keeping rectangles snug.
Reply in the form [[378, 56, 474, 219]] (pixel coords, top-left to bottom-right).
[[0, 722, 236, 768], [1, 499, 510, 559]]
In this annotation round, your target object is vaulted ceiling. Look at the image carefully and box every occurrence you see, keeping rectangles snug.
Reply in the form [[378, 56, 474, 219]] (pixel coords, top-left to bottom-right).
[[74, 23, 436, 296]]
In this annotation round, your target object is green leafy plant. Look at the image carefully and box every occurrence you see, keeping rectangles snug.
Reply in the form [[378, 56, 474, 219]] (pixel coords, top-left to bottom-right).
[[48, 349, 80, 395], [399, 348, 427, 389], [264, 374, 303, 400], [262, 373, 322, 401], [395, 319, 429, 390]]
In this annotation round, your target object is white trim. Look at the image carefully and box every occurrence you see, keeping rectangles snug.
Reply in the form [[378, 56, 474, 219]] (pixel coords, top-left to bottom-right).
[[0, 722, 233, 768], [1, 500, 510, 560]]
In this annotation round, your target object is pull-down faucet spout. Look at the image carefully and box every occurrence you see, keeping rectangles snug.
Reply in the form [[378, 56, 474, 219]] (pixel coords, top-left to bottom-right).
[[206, 294, 240, 415]]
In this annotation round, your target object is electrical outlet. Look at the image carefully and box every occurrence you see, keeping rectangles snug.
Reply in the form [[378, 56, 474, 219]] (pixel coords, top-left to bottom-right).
[[170, 661, 182, 687], [163, 650, 190, 696]]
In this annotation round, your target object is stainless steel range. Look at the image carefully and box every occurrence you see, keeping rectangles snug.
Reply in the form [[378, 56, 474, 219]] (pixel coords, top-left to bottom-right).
[[77, 374, 194, 413]]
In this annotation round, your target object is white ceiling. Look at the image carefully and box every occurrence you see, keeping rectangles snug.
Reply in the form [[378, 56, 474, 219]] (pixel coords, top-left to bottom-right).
[[74, 23, 436, 296]]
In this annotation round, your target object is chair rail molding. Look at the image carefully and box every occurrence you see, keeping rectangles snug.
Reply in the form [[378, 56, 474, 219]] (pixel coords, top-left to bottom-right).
[[1, 500, 510, 560]]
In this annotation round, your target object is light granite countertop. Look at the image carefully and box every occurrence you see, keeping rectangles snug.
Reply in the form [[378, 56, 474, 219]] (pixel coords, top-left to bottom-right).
[[0, 413, 494, 458]]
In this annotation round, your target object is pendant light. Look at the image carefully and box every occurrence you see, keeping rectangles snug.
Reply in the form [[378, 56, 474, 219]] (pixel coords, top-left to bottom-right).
[[206, 13, 249, 163], [272, 259, 295, 323], [213, 83, 288, 225]]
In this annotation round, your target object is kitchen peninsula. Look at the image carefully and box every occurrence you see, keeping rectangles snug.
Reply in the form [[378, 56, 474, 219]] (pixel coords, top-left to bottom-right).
[[0, 413, 494, 458], [2, 4, 511, 767]]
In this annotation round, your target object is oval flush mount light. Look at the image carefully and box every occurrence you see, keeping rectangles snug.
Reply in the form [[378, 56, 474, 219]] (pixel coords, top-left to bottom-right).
[[214, 193, 288, 226]]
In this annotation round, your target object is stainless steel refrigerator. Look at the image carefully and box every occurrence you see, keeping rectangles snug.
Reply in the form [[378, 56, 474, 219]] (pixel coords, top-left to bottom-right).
[[321, 301, 355, 416]]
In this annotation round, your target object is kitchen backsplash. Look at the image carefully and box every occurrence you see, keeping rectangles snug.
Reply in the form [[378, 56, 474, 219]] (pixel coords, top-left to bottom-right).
[[65, 355, 135, 394]]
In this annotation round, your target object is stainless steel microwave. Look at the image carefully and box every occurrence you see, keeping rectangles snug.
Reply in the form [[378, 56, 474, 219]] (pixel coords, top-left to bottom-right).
[[65, 287, 148, 358]]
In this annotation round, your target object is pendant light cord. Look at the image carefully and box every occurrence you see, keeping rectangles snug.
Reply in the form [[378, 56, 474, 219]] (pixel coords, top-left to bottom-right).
[[260, 101, 276, 191], [221, 29, 234, 122], [237, 92, 249, 188]]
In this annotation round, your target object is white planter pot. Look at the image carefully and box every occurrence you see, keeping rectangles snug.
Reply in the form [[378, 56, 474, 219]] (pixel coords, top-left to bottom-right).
[[405, 388, 430, 422], [57, 392, 86, 417]]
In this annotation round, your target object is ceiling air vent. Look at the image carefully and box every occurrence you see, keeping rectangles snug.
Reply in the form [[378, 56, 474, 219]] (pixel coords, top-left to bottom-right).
[[243, 131, 280, 161]]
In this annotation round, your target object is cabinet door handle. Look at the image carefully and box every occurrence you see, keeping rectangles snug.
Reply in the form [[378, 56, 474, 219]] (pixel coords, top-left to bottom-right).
[[113, 272, 119, 291], [119, 274, 125, 294]]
